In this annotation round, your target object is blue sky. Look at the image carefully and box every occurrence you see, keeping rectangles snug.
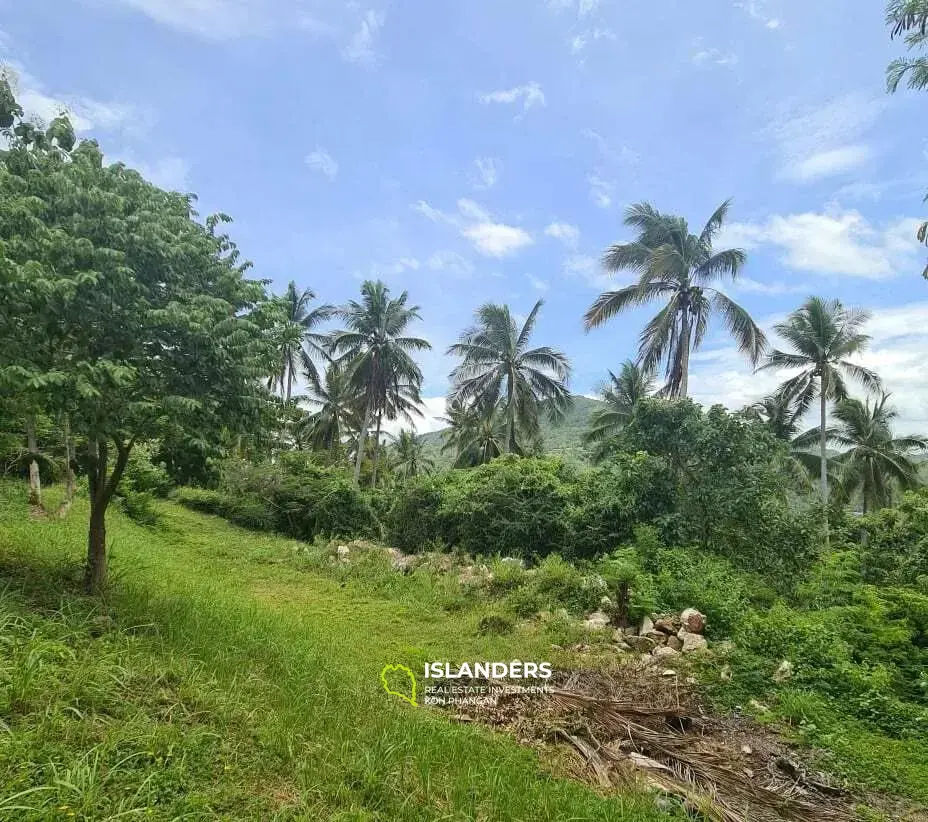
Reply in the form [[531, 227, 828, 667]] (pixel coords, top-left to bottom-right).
[[3, 0, 928, 432]]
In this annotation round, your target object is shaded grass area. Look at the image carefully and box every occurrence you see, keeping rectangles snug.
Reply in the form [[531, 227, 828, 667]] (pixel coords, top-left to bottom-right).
[[0, 484, 675, 821]]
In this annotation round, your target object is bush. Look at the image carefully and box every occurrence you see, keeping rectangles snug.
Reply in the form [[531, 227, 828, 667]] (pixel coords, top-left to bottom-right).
[[568, 453, 674, 560], [118, 490, 161, 526], [174, 487, 274, 531], [854, 490, 928, 589], [386, 457, 576, 560], [122, 443, 173, 497]]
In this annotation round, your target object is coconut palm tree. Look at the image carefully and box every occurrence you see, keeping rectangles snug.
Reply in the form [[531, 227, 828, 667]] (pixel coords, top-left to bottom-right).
[[329, 280, 431, 483], [296, 362, 361, 454], [447, 300, 571, 454], [269, 282, 333, 401], [370, 381, 425, 488], [390, 429, 435, 480], [794, 393, 926, 513], [583, 360, 654, 462], [758, 297, 882, 508], [439, 399, 507, 468], [584, 200, 766, 397]]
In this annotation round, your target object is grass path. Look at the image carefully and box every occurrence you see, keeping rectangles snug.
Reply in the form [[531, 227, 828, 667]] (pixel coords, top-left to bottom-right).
[[0, 487, 676, 821]]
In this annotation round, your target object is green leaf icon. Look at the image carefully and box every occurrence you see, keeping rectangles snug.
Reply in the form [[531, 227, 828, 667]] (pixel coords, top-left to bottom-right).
[[381, 664, 417, 707]]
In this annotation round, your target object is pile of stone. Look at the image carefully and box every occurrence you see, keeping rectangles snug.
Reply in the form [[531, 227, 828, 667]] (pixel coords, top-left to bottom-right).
[[585, 608, 710, 660]]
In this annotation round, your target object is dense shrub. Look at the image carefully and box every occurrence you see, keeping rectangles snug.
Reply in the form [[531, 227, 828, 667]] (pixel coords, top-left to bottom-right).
[[386, 457, 576, 560], [175, 454, 378, 541], [122, 443, 173, 497], [853, 490, 928, 589], [568, 453, 674, 559]]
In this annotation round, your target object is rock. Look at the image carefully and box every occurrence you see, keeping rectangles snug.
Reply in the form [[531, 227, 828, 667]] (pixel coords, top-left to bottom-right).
[[639, 615, 655, 635], [653, 646, 680, 660], [626, 634, 657, 653], [639, 653, 657, 666], [741, 744, 753, 755], [680, 608, 706, 634], [616, 641, 633, 653], [500, 556, 524, 567], [661, 669, 678, 677], [720, 664, 733, 682], [459, 565, 492, 586], [653, 616, 678, 635], [387, 548, 416, 572], [583, 610, 611, 630], [680, 631, 708, 653], [644, 630, 668, 646], [336, 545, 350, 562], [749, 699, 770, 713], [666, 635, 683, 652], [773, 660, 794, 683]]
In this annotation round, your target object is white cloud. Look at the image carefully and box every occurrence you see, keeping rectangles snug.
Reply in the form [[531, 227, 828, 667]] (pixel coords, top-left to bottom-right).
[[473, 156, 500, 189], [412, 198, 533, 258], [562, 254, 616, 289], [588, 173, 614, 208], [730, 276, 810, 296], [412, 200, 448, 223], [720, 207, 922, 279], [767, 93, 882, 184], [526, 273, 550, 291], [691, 47, 739, 67], [570, 26, 616, 53], [122, 156, 191, 191], [342, 9, 385, 65], [478, 82, 546, 114], [787, 145, 871, 184], [463, 222, 533, 257], [545, 221, 580, 247], [305, 147, 338, 180], [3, 63, 141, 135], [735, 0, 782, 30], [381, 257, 420, 275], [380, 395, 448, 437], [689, 302, 928, 433], [109, 0, 262, 39], [425, 250, 474, 276], [457, 198, 491, 222]]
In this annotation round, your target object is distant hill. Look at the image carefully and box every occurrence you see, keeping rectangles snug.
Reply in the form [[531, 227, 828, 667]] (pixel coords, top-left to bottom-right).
[[420, 395, 606, 468]]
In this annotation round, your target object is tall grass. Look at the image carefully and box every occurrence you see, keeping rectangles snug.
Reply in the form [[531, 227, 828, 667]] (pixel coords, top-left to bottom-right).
[[0, 483, 675, 821]]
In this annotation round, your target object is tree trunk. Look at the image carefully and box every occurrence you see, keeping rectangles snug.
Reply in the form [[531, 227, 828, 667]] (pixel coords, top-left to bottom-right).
[[371, 412, 383, 489], [354, 397, 373, 484], [26, 416, 41, 508], [819, 385, 829, 547], [84, 436, 133, 594], [679, 309, 690, 398], [86, 497, 107, 592], [286, 366, 293, 403], [56, 414, 75, 519], [506, 371, 516, 454]]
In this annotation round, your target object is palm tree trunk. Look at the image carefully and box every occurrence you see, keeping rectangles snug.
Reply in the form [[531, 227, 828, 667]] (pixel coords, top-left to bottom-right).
[[819, 385, 829, 546], [679, 309, 690, 398], [353, 395, 373, 484], [286, 366, 293, 403], [26, 415, 41, 508], [506, 371, 516, 453], [371, 412, 383, 489]]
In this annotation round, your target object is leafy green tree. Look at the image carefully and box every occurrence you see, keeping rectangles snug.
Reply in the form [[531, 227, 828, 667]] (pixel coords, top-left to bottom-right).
[[583, 360, 654, 462], [759, 297, 881, 509], [390, 429, 435, 481], [295, 362, 360, 454], [329, 280, 430, 484], [619, 398, 815, 576], [795, 393, 927, 512], [0, 90, 278, 591], [268, 281, 333, 401], [447, 300, 571, 454], [584, 200, 765, 397]]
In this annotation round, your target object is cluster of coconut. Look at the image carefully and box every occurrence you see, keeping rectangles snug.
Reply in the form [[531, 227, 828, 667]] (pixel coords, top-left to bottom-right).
[[585, 608, 709, 659]]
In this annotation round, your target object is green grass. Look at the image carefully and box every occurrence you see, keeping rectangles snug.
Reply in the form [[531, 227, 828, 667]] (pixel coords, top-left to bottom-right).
[[0, 483, 676, 821]]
